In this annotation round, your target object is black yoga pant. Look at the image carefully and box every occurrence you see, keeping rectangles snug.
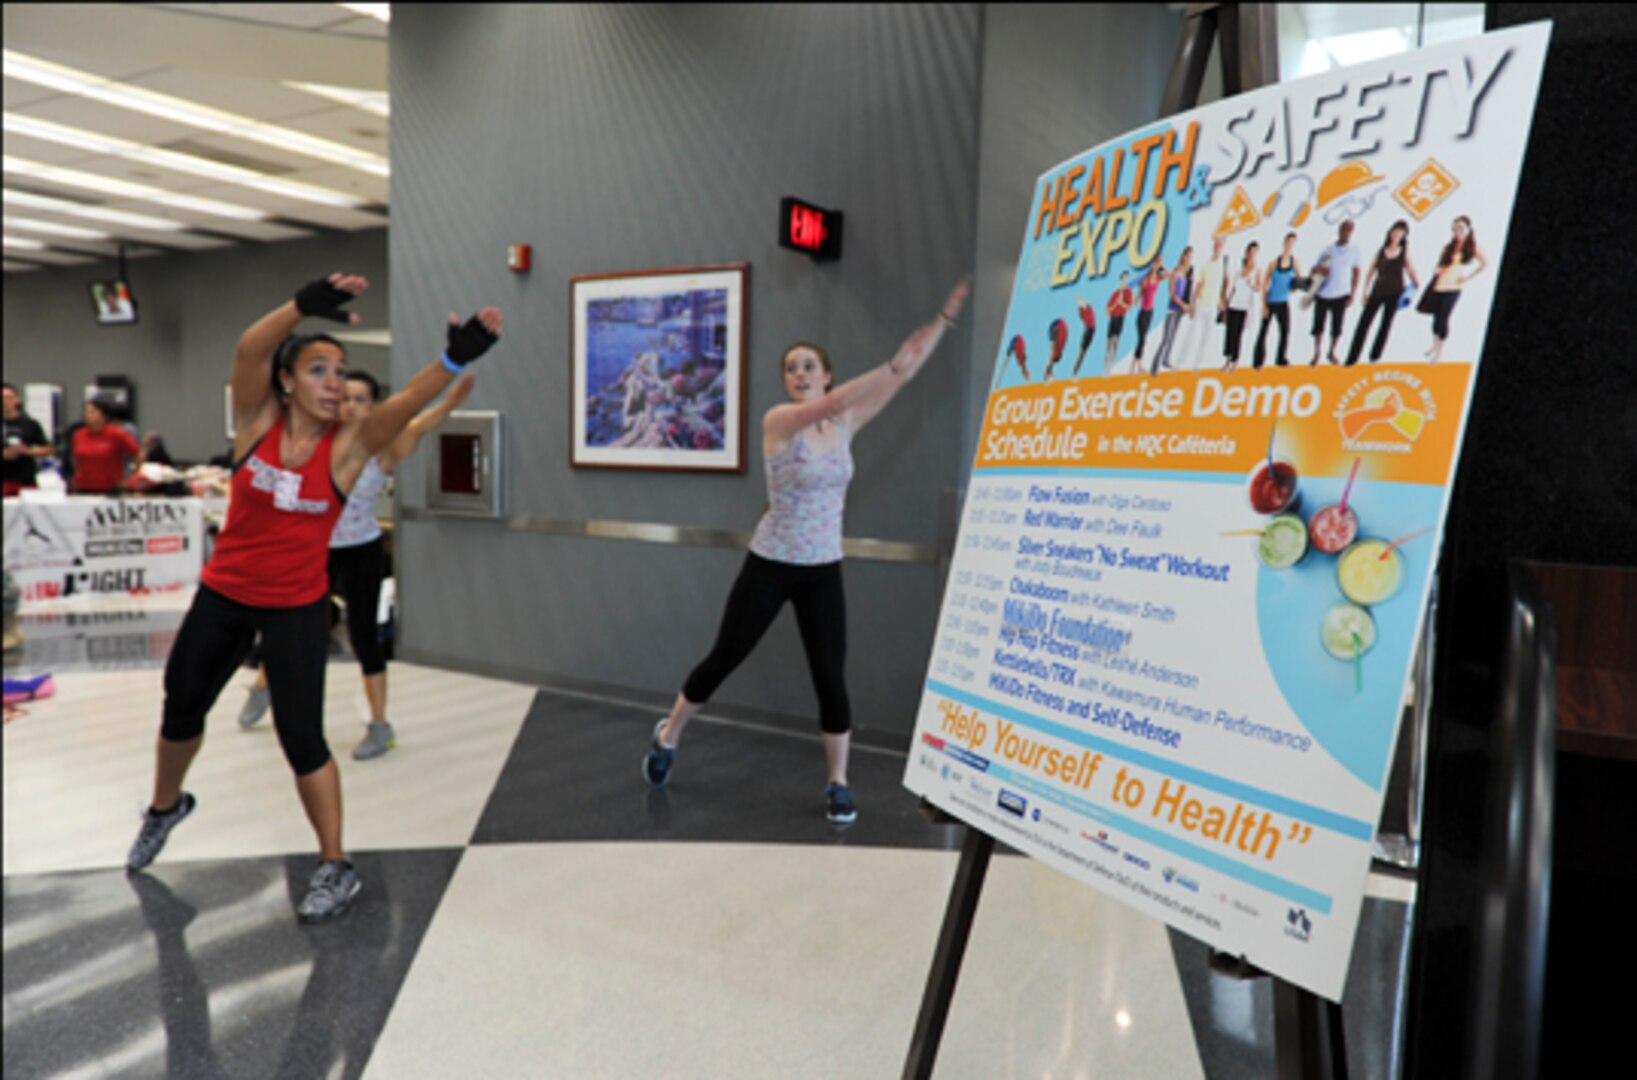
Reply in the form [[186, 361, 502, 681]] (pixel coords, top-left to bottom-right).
[[682, 552, 850, 734], [1223, 309, 1249, 364], [1254, 301, 1290, 368], [163, 584, 332, 775], [329, 537, 386, 676], [1134, 309, 1155, 359], [1347, 293, 1399, 365], [1425, 289, 1461, 340]]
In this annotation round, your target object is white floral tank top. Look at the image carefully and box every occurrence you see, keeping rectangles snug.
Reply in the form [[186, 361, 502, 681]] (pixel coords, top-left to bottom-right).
[[330, 457, 387, 548], [748, 420, 854, 565]]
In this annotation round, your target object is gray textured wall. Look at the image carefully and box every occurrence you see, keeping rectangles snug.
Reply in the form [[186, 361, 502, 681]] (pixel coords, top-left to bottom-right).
[[1, 229, 390, 461], [389, 4, 985, 736], [390, 4, 1182, 738]]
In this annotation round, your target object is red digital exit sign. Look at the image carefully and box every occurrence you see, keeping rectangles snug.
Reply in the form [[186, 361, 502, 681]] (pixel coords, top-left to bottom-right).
[[779, 196, 843, 261]]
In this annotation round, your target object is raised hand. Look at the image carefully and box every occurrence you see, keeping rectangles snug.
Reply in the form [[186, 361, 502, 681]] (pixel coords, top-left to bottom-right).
[[445, 307, 503, 366], [294, 273, 367, 323]]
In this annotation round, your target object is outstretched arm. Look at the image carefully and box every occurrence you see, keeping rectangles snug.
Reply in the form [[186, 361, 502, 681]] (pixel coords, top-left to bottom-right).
[[377, 372, 477, 472], [358, 311, 500, 457], [230, 274, 366, 447], [764, 276, 971, 440], [334, 309, 502, 485]]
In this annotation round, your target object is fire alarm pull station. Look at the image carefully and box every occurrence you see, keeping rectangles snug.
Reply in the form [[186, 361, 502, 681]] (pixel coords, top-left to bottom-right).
[[508, 245, 531, 272], [428, 411, 505, 518]]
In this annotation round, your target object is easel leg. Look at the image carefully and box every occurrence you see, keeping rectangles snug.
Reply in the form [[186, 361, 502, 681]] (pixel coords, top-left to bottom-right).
[[902, 825, 995, 1080], [1274, 980, 1349, 1080]]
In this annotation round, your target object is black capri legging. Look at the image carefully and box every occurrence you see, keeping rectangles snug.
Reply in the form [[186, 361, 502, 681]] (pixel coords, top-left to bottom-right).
[[163, 583, 332, 775], [328, 536, 386, 676], [683, 552, 850, 734]]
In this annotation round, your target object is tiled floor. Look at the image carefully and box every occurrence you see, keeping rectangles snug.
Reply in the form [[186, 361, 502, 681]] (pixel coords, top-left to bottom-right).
[[3, 590, 1416, 1078]]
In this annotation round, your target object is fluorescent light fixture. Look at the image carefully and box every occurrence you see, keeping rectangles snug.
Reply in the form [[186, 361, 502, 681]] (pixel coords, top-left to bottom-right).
[[338, 3, 391, 22], [4, 155, 268, 220], [3, 234, 47, 250], [3, 114, 369, 208], [1321, 28, 1410, 68], [284, 82, 390, 118], [2, 215, 109, 240], [1, 50, 389, 177], [3, 189, 187, 231]]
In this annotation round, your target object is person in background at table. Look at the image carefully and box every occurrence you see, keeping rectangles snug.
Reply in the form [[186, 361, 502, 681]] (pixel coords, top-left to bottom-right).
[[643, 278, 971, 826], [1422, 214, 1488, 364], [1099, 271, 1135, 376], [3, 383, 53, 496], [1347, 220, 1420, 366], [124, 271, 503, 926], [70, 396, 144, 494], [239, 369, 479, 762], [142, 432, 176, 468], [1253, 232, 1301, 369]]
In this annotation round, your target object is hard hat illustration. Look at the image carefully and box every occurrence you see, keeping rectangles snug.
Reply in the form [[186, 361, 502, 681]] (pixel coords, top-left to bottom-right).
[[1316, 161, 1385, 208]]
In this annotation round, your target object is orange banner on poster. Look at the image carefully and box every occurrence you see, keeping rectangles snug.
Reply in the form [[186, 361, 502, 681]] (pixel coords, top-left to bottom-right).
[[974, 365, 1472, 487]]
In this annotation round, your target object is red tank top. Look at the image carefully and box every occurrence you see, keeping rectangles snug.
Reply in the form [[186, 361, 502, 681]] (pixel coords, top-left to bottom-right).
[[201, 413, 344, 607]]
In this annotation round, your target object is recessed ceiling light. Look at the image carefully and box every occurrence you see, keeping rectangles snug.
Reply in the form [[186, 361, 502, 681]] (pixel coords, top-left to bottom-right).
[[3, 215, 110, 240], [3, 155, 268, 220], [2, 50, 390, 178], [3, 189, 187, 231], [286, 81, 390, 118], [3, 115, 369, 209]]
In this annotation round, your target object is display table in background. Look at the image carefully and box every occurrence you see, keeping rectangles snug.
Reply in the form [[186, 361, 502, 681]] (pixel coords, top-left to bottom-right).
[[3, 494, 206, 604]]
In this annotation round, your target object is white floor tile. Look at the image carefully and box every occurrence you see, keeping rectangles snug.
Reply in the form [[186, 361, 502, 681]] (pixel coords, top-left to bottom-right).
[[369, 843, 1203, 1079], [2, 662, 535, 876]]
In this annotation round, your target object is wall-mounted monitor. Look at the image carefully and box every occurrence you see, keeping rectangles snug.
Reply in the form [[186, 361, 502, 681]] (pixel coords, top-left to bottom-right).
[[88, 279, 138, 326]]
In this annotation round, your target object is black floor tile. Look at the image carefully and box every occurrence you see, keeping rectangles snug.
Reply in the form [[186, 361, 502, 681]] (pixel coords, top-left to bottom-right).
[[2, 849, 461, 1080], [472, 690, 964, 852]]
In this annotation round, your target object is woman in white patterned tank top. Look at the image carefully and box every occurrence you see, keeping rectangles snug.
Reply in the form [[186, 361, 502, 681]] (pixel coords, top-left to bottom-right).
[[644, 277, 972, 825]]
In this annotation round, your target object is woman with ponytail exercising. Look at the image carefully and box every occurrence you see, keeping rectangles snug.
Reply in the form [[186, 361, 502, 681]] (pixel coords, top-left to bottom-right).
[[125, 273, 502, 923], [643, 277, 970, 824]]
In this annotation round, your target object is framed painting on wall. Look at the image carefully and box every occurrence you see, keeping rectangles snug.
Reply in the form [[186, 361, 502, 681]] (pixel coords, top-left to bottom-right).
[[570, 263, 748, 472]]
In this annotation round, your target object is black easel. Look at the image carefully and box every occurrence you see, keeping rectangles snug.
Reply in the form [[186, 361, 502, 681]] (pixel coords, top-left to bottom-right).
[[901, 7, 1349, 1078]]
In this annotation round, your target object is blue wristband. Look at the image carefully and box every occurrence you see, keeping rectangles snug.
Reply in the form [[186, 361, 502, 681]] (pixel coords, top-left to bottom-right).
[[440, 352, 463, 374]]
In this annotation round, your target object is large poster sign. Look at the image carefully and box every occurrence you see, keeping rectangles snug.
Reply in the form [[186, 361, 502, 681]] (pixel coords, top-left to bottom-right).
[[4, 496, 204, 603], [904, 24, 1551, 999]]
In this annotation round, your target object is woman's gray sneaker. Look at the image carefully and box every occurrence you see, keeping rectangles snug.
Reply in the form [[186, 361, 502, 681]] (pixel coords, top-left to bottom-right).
[[352, 720, 396, 761], [126, 792, 197, 871], [238, 685, 271, 728], [297, 860, 361, 922]]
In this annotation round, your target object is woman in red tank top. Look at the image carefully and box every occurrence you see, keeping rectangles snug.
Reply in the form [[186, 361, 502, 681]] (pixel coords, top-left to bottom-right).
[[125, 272, 503, 923]]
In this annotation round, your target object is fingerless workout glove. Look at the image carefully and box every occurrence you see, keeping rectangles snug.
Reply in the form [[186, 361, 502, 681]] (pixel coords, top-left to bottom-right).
[[445, 315, 500, 367], [293, 278, 358, 322]]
